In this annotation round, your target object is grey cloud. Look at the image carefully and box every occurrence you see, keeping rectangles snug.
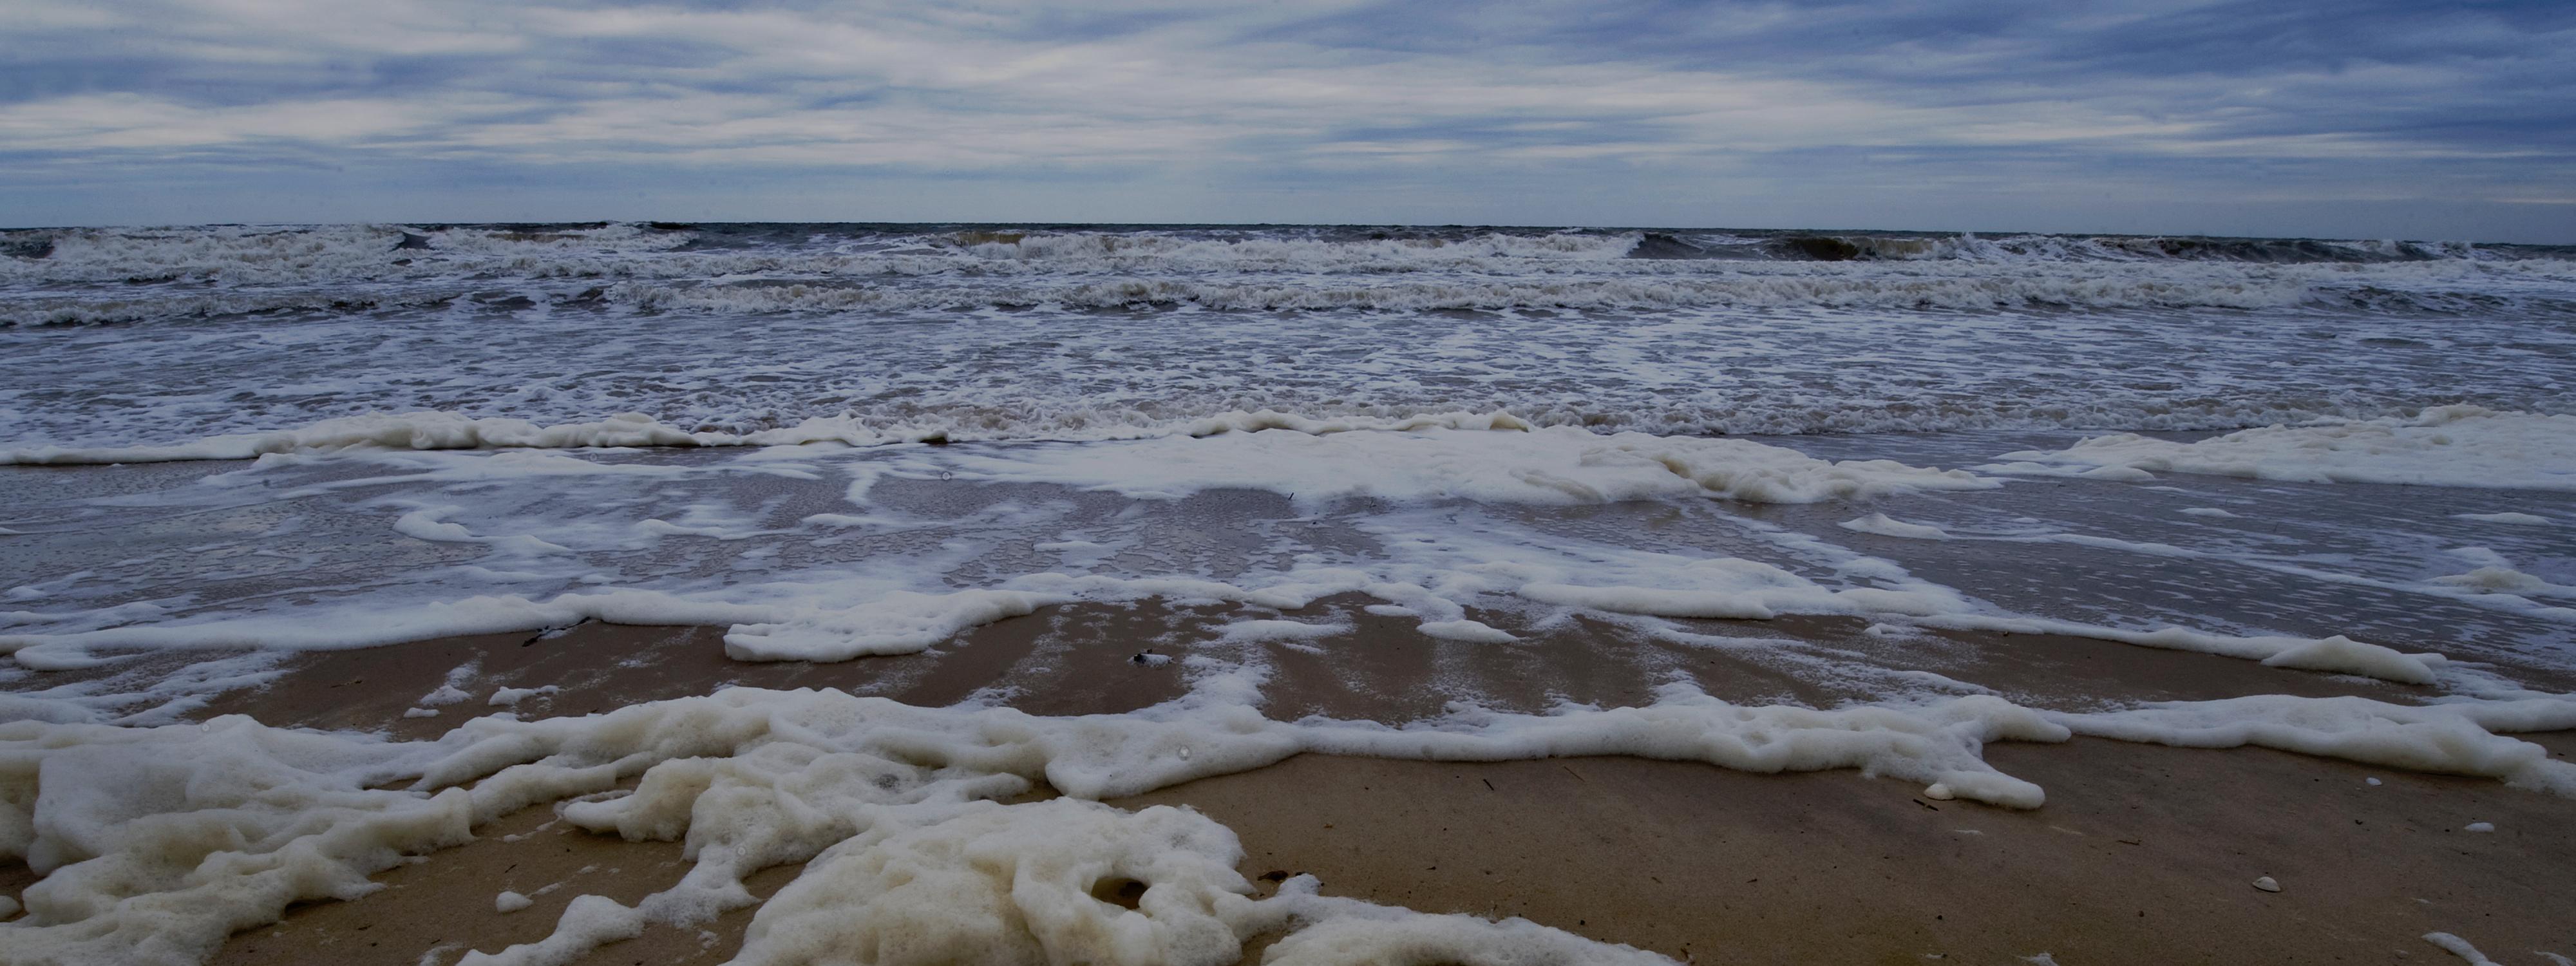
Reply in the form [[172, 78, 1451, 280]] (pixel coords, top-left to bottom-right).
[[0, 1, 2568, 240]]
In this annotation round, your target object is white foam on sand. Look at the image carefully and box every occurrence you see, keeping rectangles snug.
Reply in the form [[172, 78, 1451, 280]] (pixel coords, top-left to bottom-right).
[[1993, 406, 2576, 490], [0, 679, 2069, 966], [6, 673, 2574, 966], [2056, 694, 2576, 795], [1909, 614, 2448, 685], [488, 686, 560, 708], [2424, 931, 2503, 965], [2258, 637, 2446, 684]]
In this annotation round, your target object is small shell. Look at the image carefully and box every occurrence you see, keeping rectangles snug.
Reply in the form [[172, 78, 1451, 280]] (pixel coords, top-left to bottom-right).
[[2251, 876, 2281, 893]]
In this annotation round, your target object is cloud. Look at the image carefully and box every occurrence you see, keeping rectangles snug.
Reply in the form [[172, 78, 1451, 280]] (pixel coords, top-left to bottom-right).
[[1, 0, 2570, 240]]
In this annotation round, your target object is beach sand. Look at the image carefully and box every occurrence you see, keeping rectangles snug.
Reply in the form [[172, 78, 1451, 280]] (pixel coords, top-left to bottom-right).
[[6, 602, 2566, 965]]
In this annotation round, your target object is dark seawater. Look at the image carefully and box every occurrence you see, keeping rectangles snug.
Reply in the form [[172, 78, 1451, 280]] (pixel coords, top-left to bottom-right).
[[2, 222, 2571, 453]]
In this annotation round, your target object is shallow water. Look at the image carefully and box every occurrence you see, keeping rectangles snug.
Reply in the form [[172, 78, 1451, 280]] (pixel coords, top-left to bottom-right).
[[5, 428, 2569, 718]]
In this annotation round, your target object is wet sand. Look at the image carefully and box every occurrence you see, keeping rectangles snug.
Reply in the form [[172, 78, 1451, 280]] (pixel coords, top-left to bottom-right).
[[180, 597, 2434, 742], [5, 600, 2571, 964]]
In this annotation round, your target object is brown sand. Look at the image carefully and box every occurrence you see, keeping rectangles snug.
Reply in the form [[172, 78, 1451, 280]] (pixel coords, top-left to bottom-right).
[[1128, 741, 2576, 964], [4, 603, 2571, 965], [184, 738, 2576, 966]]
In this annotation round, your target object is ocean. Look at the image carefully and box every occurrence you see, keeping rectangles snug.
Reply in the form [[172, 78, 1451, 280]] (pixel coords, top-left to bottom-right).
[[6, 223, 2574, 449], [3, 223, 2573, 965]]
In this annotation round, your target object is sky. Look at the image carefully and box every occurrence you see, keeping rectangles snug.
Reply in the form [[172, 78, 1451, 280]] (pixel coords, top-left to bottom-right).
[[3, 1, 2571, 241]]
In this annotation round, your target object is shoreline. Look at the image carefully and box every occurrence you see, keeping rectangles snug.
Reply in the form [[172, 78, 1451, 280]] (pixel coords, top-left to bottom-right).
[[132, 600, 2469, 739]]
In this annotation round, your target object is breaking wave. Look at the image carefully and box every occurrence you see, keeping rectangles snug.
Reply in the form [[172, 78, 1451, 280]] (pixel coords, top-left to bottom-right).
[[6, 222, 2571, 327], [17, 400, 2576, 466]]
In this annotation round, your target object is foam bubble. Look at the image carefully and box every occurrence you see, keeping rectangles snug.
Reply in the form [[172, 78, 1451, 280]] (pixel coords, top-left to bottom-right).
[[1838, 513, 1953, 539], [1996, 407, 2576, 491], [2454, 511, 2555, 526], [0, 680, 2078, 965], [12, 674, 2575, 965]]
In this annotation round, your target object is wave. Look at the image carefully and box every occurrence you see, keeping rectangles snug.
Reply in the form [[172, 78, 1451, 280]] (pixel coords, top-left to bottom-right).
[[0, 289, 486, 326], [0, 410, 1547, 465], [21, 271, 2576, 325], [21, 265, 2576, 327], [1727, 231, 2566, 264], [600, 272, 2324, 313], [3, 223, 2567, 285], [1992, 405, 2576, 491], [7, 223, 2570, 327], [10, 401, 2562, 466]]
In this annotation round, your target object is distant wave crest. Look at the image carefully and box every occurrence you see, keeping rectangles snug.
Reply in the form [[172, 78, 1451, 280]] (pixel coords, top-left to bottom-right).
[[8, 222, 2573, 325]]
